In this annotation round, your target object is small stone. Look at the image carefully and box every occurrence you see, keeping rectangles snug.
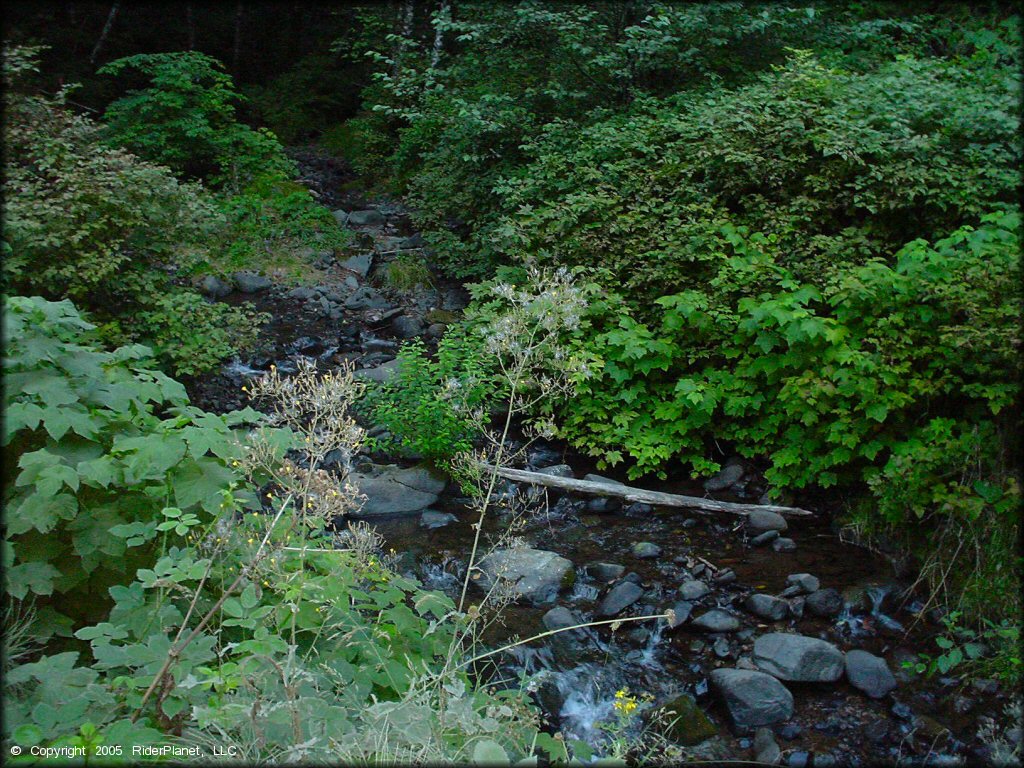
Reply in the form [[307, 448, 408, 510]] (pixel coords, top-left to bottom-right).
[[392, 314, 424, 338], [772, 537, 797, 553], [631, 541, 662, 559], [714, 637, 732, 658], [747, 510, 788, 534], [751, 530, 780, 547], [805, 588, 844, 618], [679, 580, 711, 601], [785, 574, 820, 594], [714, 568, 737, 585], [692, 610, 741, 633], [587, 496, 622, 513], [788, 752, 809, 768], [890, 701, 913, 721], [709, 668, 794, 728], [704, 460, 745, 492], [778, 723, 803, 741], [346, 209, 385, 227]]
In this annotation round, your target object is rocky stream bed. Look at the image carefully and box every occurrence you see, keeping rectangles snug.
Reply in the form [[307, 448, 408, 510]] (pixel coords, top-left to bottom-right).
[[182, 149, 1018, 766]]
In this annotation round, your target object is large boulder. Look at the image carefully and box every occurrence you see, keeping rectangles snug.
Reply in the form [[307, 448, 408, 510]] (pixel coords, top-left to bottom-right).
[[753, 633, 844, 683], [350, 464, 446, 516], [199, 274, 232, 298], [595, 581, 644, 618], [232, 272, 273, 293], [844, 650, 897, 699], [709, 668, 794, 728], [346, 209, 385, 227], [476, 548, 574, 605], [747, 510, 788, 534]]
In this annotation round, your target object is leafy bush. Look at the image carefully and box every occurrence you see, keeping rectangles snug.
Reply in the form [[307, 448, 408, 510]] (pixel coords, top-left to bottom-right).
[[2, 46, 264, 376], [362, 332, 498, 463], [3, 297, 544, 762], [2, 296, 265, 638]]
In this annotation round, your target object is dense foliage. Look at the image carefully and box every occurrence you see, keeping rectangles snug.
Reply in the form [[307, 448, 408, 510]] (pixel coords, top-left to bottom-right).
[[3, 297, 544, 762]]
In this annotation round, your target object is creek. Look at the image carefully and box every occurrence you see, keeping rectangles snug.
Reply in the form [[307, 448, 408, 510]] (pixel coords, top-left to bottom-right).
[[182, 148, 1012, 766]]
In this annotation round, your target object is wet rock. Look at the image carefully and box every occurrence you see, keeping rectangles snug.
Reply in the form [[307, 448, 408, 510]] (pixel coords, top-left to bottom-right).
[[750, 530, 780, 547], [744, 594, 790, 622], [747, 510, 788, 534], [631, 541, 662, 559], [754, 727, 781, 764], [595, 581, 644, 617], [476, 547, 574, 604], [785, 573, 820, 594], [692, 610, 741, 633], [200, 274, 232, 298], [680, 580, 711, 601], [586, 562, 626, 582], [419, 510, 457, 530], [787, 752, 809, 768], [347, 209, 385, 227], [586, 496, 621, 513], [332, 209, 349, 226], [232, 271, 273, 293], [536, 463, 574, 478], [805, 588, 844, 618], [350, 464, 446, 516], [753, 633, 844, 682], [772, 537, 797, 552], [340, 252, 373, 277], [392, 314, 424, 338], [354, 358, 402, 383], [345, 286, 390, 310], [704, 459, 745, 492], [778, 723, 802, 741], [788, 597, 806, 619], [709, 668, 794, 727], [890, 701, 913, 721], [624, 502, 653, 517], [657, 694, 718, 746], [542, 606, 581, 632], [286, 285, 317, 301], [844, 650, 897, 699], [667, 601, 693, 629], [426, 323, 447, 339]]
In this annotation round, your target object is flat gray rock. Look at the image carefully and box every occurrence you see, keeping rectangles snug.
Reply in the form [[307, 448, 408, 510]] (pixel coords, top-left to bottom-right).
[[805, 588, 844, 617], [346, 209, 385, 227], [340, 253, 373, 277], [350, 464, 447, 516], [845, 650, 897, 699], [631, 541, 662, 559], [354, 358, 403, 384], [667, 601, 694, 629], [692, 609, 741, 633], [786, 573, 820, 594], [586, 563, 626, 583], [595, 581, 644, 617], [476, 548, 574, 605], [710, 668, 794, 727], [679, 580, 711, 601], [753, 633, 844, 682], [542, 606, 581, 632], [419, 510, 457, 530]]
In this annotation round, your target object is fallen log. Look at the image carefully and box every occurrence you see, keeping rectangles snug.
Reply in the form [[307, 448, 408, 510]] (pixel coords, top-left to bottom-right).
[[480, 464, 813, 518]]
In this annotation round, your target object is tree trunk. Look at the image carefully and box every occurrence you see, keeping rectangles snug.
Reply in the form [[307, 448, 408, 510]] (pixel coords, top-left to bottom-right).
[[430, 0, 450, 69], [479, 464, 814, 519], [393, 0, 415, 76], [89, 3, 120, 65]]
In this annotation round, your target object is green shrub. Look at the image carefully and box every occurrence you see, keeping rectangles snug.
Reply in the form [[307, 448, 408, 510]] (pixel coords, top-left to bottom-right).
[[362, 332, 498, 463], [99, 51, 293, 189]]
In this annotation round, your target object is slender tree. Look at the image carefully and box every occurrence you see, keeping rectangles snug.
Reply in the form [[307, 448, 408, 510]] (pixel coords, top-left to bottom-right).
[[89, 3, 120, 65], [430, 0, 450, 69]]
